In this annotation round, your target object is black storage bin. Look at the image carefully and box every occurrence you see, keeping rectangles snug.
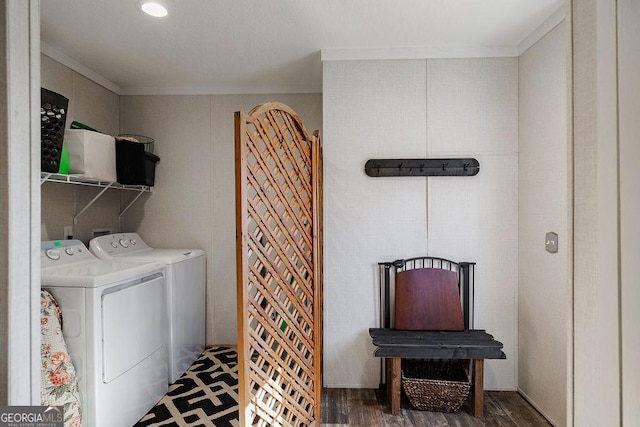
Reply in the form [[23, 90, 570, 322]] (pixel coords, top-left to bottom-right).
[[115, 140, 160, 186], [40, 88, 69, 173]]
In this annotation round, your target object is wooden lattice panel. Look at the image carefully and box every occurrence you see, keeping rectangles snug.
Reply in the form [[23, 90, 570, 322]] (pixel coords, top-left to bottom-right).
[[235, 103, 322, 426]]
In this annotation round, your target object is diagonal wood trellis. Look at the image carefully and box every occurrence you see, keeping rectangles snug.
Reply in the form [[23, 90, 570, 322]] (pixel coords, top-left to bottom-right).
[[235, 102, 322, 426]]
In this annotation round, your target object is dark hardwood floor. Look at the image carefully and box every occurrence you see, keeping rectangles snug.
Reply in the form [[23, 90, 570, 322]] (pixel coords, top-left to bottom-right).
[[320, 388, 552, 426]]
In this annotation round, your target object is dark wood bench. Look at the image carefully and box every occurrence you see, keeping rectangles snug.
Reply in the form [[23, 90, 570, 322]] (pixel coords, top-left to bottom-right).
[[369, 328, 506, 417]]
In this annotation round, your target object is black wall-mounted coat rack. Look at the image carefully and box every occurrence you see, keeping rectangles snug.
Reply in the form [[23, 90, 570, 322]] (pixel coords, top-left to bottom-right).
[[364, 158, 480, 177]]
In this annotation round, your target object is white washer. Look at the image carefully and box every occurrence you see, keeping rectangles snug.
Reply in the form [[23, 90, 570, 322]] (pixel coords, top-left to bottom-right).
[[90, 233, 206, 383], [41, 240, 169, 427]]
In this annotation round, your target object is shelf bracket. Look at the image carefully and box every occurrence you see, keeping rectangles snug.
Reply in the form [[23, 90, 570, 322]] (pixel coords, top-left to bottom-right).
[[73, 182, 114, 224], [40, 173, 53, 185], [119, 189, 146, 220], [118, 188, 148, 232]]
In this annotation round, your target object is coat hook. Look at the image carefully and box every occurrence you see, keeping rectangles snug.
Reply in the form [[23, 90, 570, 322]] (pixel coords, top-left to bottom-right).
[[364, 158, 479, 177]]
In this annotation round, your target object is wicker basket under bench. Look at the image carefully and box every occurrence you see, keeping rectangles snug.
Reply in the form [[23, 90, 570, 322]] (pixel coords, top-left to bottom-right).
[[369, 328, 506, 417], [402, 359, 471, 413]]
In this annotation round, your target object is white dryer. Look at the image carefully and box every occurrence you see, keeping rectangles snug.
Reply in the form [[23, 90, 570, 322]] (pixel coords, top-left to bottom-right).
[[41, 240, 169, 427], [90, 233, 206, 383]]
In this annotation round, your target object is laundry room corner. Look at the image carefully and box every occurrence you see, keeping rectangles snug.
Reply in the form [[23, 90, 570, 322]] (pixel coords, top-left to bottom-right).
[[119, 93, 322, 346]]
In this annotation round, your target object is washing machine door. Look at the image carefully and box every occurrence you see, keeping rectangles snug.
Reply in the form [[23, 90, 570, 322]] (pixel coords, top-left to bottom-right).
[[102, 272, 166, 383]]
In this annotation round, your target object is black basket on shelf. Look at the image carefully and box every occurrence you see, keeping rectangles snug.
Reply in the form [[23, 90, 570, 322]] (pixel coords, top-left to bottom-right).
[[115, 139, 160, 186], [40, 88, 69, 173]]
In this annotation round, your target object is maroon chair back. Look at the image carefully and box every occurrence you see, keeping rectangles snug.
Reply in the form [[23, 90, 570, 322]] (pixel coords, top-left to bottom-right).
[[394, 268, 464, 331]]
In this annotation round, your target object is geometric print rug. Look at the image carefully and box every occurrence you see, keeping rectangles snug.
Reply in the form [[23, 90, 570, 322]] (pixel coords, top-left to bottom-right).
[[135, 346, 239, 427]]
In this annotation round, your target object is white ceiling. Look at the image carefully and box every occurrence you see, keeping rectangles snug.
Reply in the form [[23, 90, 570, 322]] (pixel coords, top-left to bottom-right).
[[40, 0, 565, 95]]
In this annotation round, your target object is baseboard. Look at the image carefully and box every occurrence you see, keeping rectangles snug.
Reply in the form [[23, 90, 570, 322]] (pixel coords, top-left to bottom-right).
[[517, 388, 558, 426]]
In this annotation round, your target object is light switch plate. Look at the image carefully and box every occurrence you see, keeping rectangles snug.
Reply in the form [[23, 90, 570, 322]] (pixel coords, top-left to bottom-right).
[[545, 232, 558, 253]]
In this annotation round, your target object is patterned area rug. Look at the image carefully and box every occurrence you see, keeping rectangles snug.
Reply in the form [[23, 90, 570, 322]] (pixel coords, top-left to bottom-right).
[[135, 346, 239, 427]]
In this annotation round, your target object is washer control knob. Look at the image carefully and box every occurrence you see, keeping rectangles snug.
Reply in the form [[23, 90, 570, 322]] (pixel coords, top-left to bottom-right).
[[130, 239, 137, 245], [111, 242, 118, 248], [65, 248, 75, 256], [119, 239, 130, 248], [45, 249, 60, 260]]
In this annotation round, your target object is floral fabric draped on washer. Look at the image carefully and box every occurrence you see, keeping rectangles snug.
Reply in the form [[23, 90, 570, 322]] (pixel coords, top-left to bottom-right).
[[41, 289, 82, 427]]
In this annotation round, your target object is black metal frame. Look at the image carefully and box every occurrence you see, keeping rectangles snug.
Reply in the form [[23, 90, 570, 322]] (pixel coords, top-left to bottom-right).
[[378, 256, 476, 330], [376, 257, 476, 387]]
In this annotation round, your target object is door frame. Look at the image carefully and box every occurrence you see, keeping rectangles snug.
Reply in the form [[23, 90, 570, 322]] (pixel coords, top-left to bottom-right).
[[1, 0, 41, 405]]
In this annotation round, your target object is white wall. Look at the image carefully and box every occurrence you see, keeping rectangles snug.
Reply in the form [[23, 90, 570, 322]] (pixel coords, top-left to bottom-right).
[[427, 58, 518, 390], [121, 94, 322, 346], [571, 0, 640, 422], [572, 0, 621, 425], [323, 58, 518, 390], [518, 22, 568, 426], [617, 0, 640, 422], [323, 60, 428, 388]]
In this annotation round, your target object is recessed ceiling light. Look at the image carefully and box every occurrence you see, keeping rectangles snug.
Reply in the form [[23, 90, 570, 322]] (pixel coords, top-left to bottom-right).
[[141, 2, 168, 18]]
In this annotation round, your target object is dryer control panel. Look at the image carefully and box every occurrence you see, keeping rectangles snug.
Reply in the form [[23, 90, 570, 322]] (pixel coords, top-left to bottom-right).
[[90, 232, 150, 257], [41, 240, 96, 267]]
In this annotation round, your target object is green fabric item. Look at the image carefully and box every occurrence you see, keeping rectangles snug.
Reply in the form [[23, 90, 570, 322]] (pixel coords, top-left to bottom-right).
[[58, 143, 69, 174], [70, 120, 102, 133]]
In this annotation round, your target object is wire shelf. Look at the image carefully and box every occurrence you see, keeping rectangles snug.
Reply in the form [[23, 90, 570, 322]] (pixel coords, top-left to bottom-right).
[[41, 172, 152, 192]]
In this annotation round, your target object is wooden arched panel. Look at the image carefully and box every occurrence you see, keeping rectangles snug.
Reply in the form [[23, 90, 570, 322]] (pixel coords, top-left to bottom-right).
[[235, 103, 322, 426]]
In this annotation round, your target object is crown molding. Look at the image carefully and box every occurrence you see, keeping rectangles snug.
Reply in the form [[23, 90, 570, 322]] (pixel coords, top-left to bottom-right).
[[321, 46, 519, 62], [517, 4, 566, 55], [41, 42, 121, 95]]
